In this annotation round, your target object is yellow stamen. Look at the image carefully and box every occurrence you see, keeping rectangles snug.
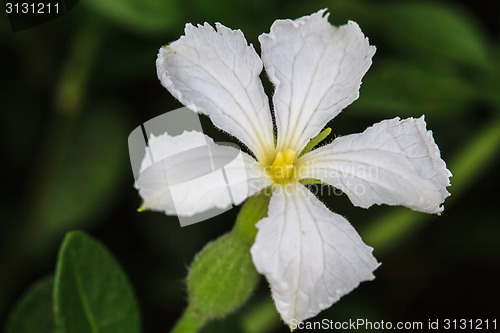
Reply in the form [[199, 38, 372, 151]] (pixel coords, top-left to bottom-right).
[[268, 148, 296, 184]]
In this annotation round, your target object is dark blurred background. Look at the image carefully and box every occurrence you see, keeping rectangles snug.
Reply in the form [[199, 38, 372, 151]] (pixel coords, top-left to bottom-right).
[[1, 0, 499, 332]]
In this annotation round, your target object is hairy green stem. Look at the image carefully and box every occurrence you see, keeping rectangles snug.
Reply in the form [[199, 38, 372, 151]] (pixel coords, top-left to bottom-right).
[[233, 189, 272, 244], [170, 191, 271, 333], [171, 308, 206, 333]]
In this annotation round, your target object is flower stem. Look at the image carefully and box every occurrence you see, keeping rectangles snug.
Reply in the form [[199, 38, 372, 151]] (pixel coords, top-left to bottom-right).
[[170, 190, 271, 333], [233, 189, 272, 244], [171, 308, 206, 333]]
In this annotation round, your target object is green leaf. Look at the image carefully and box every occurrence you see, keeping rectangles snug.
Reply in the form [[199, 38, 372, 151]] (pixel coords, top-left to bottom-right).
[[54, 231, 141, 333], [376, 2, 490, 68], [83, 0, 181, 35], [4, 276, 55, 333], [354, 60, 476, 118]]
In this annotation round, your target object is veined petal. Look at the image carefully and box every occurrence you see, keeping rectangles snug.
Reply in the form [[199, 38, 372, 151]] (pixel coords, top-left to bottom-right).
[[259, 9, 375, 154], [134, 131, 271, 216], [298, 117, 452, 214], [157, 23, 275, 161], [250, 184, 379, 325]]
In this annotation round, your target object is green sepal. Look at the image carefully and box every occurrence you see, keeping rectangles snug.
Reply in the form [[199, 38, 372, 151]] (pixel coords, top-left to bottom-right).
[[299, 178, 325, 186], [299, 128, 332, 157]]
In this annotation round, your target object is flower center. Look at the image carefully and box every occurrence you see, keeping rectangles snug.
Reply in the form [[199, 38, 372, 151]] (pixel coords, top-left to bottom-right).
[[267, 148, 296, 184]]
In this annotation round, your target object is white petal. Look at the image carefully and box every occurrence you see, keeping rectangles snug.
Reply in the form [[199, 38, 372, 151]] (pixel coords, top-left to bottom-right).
[[134, 131, 271, 217], [251, 184, 379, 325], [157, 23, 275, 161], [259, 10, 375, 153], [298, 117, 452, 213]]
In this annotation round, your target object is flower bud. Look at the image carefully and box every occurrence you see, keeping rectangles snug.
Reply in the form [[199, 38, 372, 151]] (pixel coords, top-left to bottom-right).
[[186, 192, 270, 320]]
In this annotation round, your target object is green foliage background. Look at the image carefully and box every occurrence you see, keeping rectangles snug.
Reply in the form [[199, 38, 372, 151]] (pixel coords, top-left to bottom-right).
[[1, 0, 499, 332]]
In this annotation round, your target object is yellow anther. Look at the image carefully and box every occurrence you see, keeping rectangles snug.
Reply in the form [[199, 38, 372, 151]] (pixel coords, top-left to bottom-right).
[[268, 148, 296, 183], [282, 148, 296, 164], [271, 151, 284, 169]]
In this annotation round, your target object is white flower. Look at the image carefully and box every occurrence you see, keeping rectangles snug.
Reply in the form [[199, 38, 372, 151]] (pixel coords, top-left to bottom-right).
[[135, 10, 451, 326]]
